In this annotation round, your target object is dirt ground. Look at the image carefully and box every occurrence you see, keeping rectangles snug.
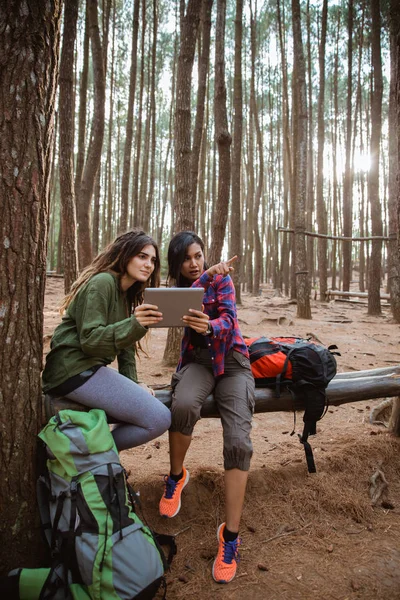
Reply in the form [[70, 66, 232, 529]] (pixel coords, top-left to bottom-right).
[[43, 277, 400, 600]]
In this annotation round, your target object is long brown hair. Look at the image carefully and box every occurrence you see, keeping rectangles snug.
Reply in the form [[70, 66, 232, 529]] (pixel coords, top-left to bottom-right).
[[60, 229, 160, 314]]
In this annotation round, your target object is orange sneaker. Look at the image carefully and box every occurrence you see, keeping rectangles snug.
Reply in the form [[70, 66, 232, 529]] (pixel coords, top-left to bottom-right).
[[159, 467, 190, 518], [212, 523, 241, 583]]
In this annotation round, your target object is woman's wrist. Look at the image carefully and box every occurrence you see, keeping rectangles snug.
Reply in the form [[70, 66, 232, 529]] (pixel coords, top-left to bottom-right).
[[202, 322, 213, 336]]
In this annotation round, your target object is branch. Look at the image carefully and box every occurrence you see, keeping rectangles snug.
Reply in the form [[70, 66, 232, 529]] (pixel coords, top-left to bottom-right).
[[278, 227, 390, 242]]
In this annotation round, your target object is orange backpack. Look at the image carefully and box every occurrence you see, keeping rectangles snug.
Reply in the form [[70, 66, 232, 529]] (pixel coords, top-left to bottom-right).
[[244, 336, 340, 472]]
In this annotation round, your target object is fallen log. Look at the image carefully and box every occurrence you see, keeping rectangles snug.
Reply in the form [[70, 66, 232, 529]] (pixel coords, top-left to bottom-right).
[[326, 289, 390, 301], [335, 366, 400, 379], [44, 366, 400, 422]]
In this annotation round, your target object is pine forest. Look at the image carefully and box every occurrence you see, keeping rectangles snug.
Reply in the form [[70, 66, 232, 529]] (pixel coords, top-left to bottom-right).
[[48, 0, 400, 320]]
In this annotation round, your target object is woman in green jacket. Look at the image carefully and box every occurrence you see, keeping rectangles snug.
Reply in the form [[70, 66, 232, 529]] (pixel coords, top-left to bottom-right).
[[42, 229, 171, 450]]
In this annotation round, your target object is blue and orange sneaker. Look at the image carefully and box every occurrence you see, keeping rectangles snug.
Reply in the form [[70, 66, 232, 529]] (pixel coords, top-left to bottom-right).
[[212, 523, 241, 583], [159, 467, 190, 518]]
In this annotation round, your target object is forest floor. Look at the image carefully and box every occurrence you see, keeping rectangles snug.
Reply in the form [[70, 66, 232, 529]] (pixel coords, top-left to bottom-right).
[[43, 277, 400, 600]]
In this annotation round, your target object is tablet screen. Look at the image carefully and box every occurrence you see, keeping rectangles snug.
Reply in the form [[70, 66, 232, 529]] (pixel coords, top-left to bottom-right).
[[143, 287, 205, 327]]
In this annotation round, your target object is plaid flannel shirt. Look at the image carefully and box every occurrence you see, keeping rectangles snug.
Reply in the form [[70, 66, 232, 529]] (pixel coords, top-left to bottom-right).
[[177, 271, 249, 377]]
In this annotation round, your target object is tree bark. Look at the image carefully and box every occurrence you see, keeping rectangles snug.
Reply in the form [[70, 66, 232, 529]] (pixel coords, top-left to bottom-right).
[[190, 0, 213, 215], [342, 0, 353, 292], [120, 0, 140, 233], [292, 0, 311, 319], [58, 0, 79, 293], [0, 0, 61, 570], [75, 2, 89, 205], [131, 0, 146, 229], [388, 0, 400, 322], [143, 0, 158, 234], [173, 0, 202, 233], [316, 0, 328, 301], [305, 0, 315, 287], [208, 0, 232, 264], [229, 0, 243, 303], [77, 0, 105, 268], [164, 0, 202, 365], [277, 0, 291, 295], [367, 0, 383, 316], [250, 6, 263, 296]]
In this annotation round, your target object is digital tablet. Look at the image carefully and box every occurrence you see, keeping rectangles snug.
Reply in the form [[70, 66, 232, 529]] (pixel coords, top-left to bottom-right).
[[143, 287, 205, 327]]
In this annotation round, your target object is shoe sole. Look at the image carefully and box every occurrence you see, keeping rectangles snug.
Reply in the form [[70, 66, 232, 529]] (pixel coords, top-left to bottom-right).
[[160, 470, 190, 518], [212, 524, 236, 584]]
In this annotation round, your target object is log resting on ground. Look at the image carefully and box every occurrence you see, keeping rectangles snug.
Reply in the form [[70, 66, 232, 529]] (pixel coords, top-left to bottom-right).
[[44, 366, 400, 422]]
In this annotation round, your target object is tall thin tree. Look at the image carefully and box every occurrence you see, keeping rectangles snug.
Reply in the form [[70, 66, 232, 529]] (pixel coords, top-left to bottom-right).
[[342, 0, 354, 292], [388, 0, 400, 322], [173, 0, 202, 233], [230, 0, 244, 302], [208, 0, 232, 264], [292, 0, 311, 318], [58, 0, 79, 292], [316, 0, 328, 300], [120, 0, 140, 233], [77, 0, 105, 268], [163, 0, 202, 366], [367, 0, 383, 315]]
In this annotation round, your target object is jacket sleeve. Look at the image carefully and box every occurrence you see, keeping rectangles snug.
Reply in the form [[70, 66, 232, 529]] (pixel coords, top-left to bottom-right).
[[75, 278, 148, 357], [117, 347, 138, 382], [193, 272, 236, 341]]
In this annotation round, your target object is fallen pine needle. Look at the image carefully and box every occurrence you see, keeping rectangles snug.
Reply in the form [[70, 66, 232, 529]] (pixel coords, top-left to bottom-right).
[[174, 526, 192, 537]]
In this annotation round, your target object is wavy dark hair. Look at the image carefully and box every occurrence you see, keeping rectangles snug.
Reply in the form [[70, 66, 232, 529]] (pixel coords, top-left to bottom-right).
[[167, 231, 208, 287], [61, 229, 160, 313]]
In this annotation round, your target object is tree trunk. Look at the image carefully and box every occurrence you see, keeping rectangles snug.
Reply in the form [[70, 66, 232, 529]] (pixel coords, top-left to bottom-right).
[[316, 0, 328, 301], [230, 0, 243, 303], [277, 0, 291, 295], [0, 0, 61, 570], [388, 0, 400, 322], [292, 0, 311, 319], [143, 0, 158, 234], [120, 0, 140, 233], [190, 0, 213, 214], [164, 0, 202, 365], [131, 0, 146, 229], [58, 0, 79, 293], [75, 2, 89, 205], [173, 0, 202, 232], [78, 0, 105, 268], [342, 0, 353, 292], [208, 0, 232, 265], [331, 11, 341, 292], [305, 0, 315, 287], [367, 0, 383, 316], [250, 6, 263, 295], [101, 1, 115, 247]]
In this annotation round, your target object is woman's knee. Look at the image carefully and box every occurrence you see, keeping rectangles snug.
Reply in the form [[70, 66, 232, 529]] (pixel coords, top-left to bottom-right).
[[153, 403, 172, 436], [170, 396, 200, 435]]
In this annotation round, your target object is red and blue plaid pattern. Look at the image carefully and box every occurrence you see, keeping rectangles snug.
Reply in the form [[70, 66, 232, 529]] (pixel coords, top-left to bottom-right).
[[177, 271, 249, 377]]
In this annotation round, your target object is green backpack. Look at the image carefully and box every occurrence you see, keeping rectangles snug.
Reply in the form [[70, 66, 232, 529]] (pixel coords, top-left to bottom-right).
[[1, 409, 175, 599]]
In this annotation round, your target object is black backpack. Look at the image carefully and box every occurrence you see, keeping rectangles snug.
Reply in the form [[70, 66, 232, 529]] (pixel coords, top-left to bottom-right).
[[244, 336, 340, 473]]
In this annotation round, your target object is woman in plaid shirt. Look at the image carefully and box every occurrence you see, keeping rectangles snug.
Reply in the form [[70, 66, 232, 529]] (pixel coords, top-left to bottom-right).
[[159, 231, 255, 584]]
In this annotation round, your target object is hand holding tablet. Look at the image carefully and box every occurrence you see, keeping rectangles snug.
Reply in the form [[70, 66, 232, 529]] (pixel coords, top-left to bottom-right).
[[134, 303, 163, 327], [142, 288, 205, 327]]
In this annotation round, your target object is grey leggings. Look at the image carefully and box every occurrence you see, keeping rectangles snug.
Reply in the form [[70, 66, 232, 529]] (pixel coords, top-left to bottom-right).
[[66, 366, 171, 451]]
